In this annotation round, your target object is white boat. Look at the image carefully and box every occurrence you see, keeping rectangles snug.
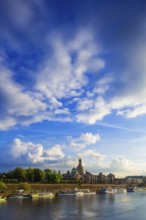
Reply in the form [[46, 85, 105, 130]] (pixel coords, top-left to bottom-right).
[[32, 192, 54, 198], [74, 191, 84, 196], [114, 187, 127, 193], [58, 189, 84, 196], [100, 187, 116, 194], [78, 189, 96, 195]]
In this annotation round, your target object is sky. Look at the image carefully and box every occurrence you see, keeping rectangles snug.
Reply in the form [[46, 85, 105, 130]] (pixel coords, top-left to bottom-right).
[[1, 0, 146, 177]]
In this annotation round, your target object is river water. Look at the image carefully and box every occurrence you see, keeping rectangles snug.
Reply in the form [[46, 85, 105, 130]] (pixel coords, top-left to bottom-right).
[[0, 192, 146, 220]]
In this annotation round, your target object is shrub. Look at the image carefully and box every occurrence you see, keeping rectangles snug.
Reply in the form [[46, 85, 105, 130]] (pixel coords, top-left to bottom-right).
[[18, 182, 31, 191], [0, 181, 7, 193]]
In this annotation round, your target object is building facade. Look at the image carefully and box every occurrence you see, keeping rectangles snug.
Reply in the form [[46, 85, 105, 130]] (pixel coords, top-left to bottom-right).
[[63, 158, 116, 184]]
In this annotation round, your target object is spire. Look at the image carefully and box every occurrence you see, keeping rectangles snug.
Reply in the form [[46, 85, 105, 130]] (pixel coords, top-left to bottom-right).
[[79, 158, 82, 165], [77, 158, 84, 175]]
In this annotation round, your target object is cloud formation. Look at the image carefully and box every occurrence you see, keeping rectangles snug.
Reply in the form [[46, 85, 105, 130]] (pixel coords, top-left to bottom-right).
[[0, 138, 64, 168], [1, 0, 146, 130], [0, 136, 144, 176], [68, 132, 100, 149]]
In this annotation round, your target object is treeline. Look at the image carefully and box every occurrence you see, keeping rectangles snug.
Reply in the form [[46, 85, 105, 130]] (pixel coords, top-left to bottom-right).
[[0, 167, 63, 184]]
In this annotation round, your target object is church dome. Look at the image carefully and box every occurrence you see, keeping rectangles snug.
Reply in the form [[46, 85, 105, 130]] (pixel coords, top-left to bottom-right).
[[71, 167, 78, 175]]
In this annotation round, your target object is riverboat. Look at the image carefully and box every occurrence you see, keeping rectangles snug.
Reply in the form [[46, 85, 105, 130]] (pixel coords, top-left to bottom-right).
[[7, 194, 23, 199], [58, 190, 84, 196], [58, 192, 76, 196], [81, 189, 96, 195], [7, 194, 32, 199], [74, 191, 84, 196], [114, 187, 127, 193], [127, 187, 137, 192], [100, 187, 117, 194], [32, 192, 55, 198]]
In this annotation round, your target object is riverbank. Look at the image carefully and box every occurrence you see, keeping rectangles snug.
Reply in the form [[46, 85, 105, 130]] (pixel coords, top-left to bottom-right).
[[5, 183, 127, 193]]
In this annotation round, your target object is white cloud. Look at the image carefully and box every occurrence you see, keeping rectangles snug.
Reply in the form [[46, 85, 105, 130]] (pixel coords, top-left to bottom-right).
[[0, 64, 73, 130], [76, 96, 111, 124], [35, 30, 105, 101], [80, 132, 100, 144], [91, 75, 113, 95], [106, 41, 146, 119], [107, 157, 142, 177], [76, 149, 107, 173], [0, 137, 144, 177], [0, 138, 64, 167], [0, 117, 16, 131], [78, 149, 103, 160], [0, 70, 46, 116], [2, 26, 146, 131], [110, 92, 146, 119], [68, 132, 100, 149], [0, 67, 47, 129], [77, 99, 94, 111], [75, 151, 143, 177], [74, 38, 146, 123], [44, 144, 65, 160], [0, 29, 107, 130]]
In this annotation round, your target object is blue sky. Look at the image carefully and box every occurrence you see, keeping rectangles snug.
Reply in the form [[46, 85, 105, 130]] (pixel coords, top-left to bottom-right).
[[1, 0, 146, 177]]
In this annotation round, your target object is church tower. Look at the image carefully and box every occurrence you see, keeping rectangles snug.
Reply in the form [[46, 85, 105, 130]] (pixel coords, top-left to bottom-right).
[[77, 158, 84, 175]]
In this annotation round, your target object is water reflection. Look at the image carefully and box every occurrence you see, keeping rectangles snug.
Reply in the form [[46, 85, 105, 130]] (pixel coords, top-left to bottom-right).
[[0, 201, 7, 206], [0, 193, 146, 220]]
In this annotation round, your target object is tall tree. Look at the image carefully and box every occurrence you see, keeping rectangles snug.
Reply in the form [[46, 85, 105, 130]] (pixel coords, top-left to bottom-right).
[[33, 168, 45, 182], [12, 167, 26, 182]]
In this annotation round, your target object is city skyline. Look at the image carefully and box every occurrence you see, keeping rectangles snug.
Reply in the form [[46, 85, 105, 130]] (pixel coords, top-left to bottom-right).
[[0, 0, 146, 177]]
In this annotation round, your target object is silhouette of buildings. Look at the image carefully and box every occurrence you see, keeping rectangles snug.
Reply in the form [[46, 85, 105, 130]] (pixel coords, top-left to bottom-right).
[[63, 158, 115, 184]]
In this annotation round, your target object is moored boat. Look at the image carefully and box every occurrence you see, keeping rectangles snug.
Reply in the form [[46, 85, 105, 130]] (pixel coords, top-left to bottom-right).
[[74, 191, 84, 196], [7, 194, 32, 199], [114, 187, 127, 193], [58, 188, 95, 196], [80, 189, 96, 195], [7, 194, 23, 199], [22, 194, 32, 199], [100, 187, 117, 194], [127, 187, 137, 192], [58, 189, 84, 196], [32, 192, 55, 198], [58, 192, 76, 196]]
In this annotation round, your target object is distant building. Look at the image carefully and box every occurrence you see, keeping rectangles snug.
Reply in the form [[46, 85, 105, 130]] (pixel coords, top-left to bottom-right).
[[106, 173, 115, 184], [125, 176, 144, 184], [63, 170, 74, 180], [71, 167, 78, 176], [63, 158, 116, 184], [77, 158, 84, 175], [83, 170, 98, 183], [63, 158, 84, 181], [115, 178, 125, 184], [142, 176, 146, 184], [98, 172, 106, 183]]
